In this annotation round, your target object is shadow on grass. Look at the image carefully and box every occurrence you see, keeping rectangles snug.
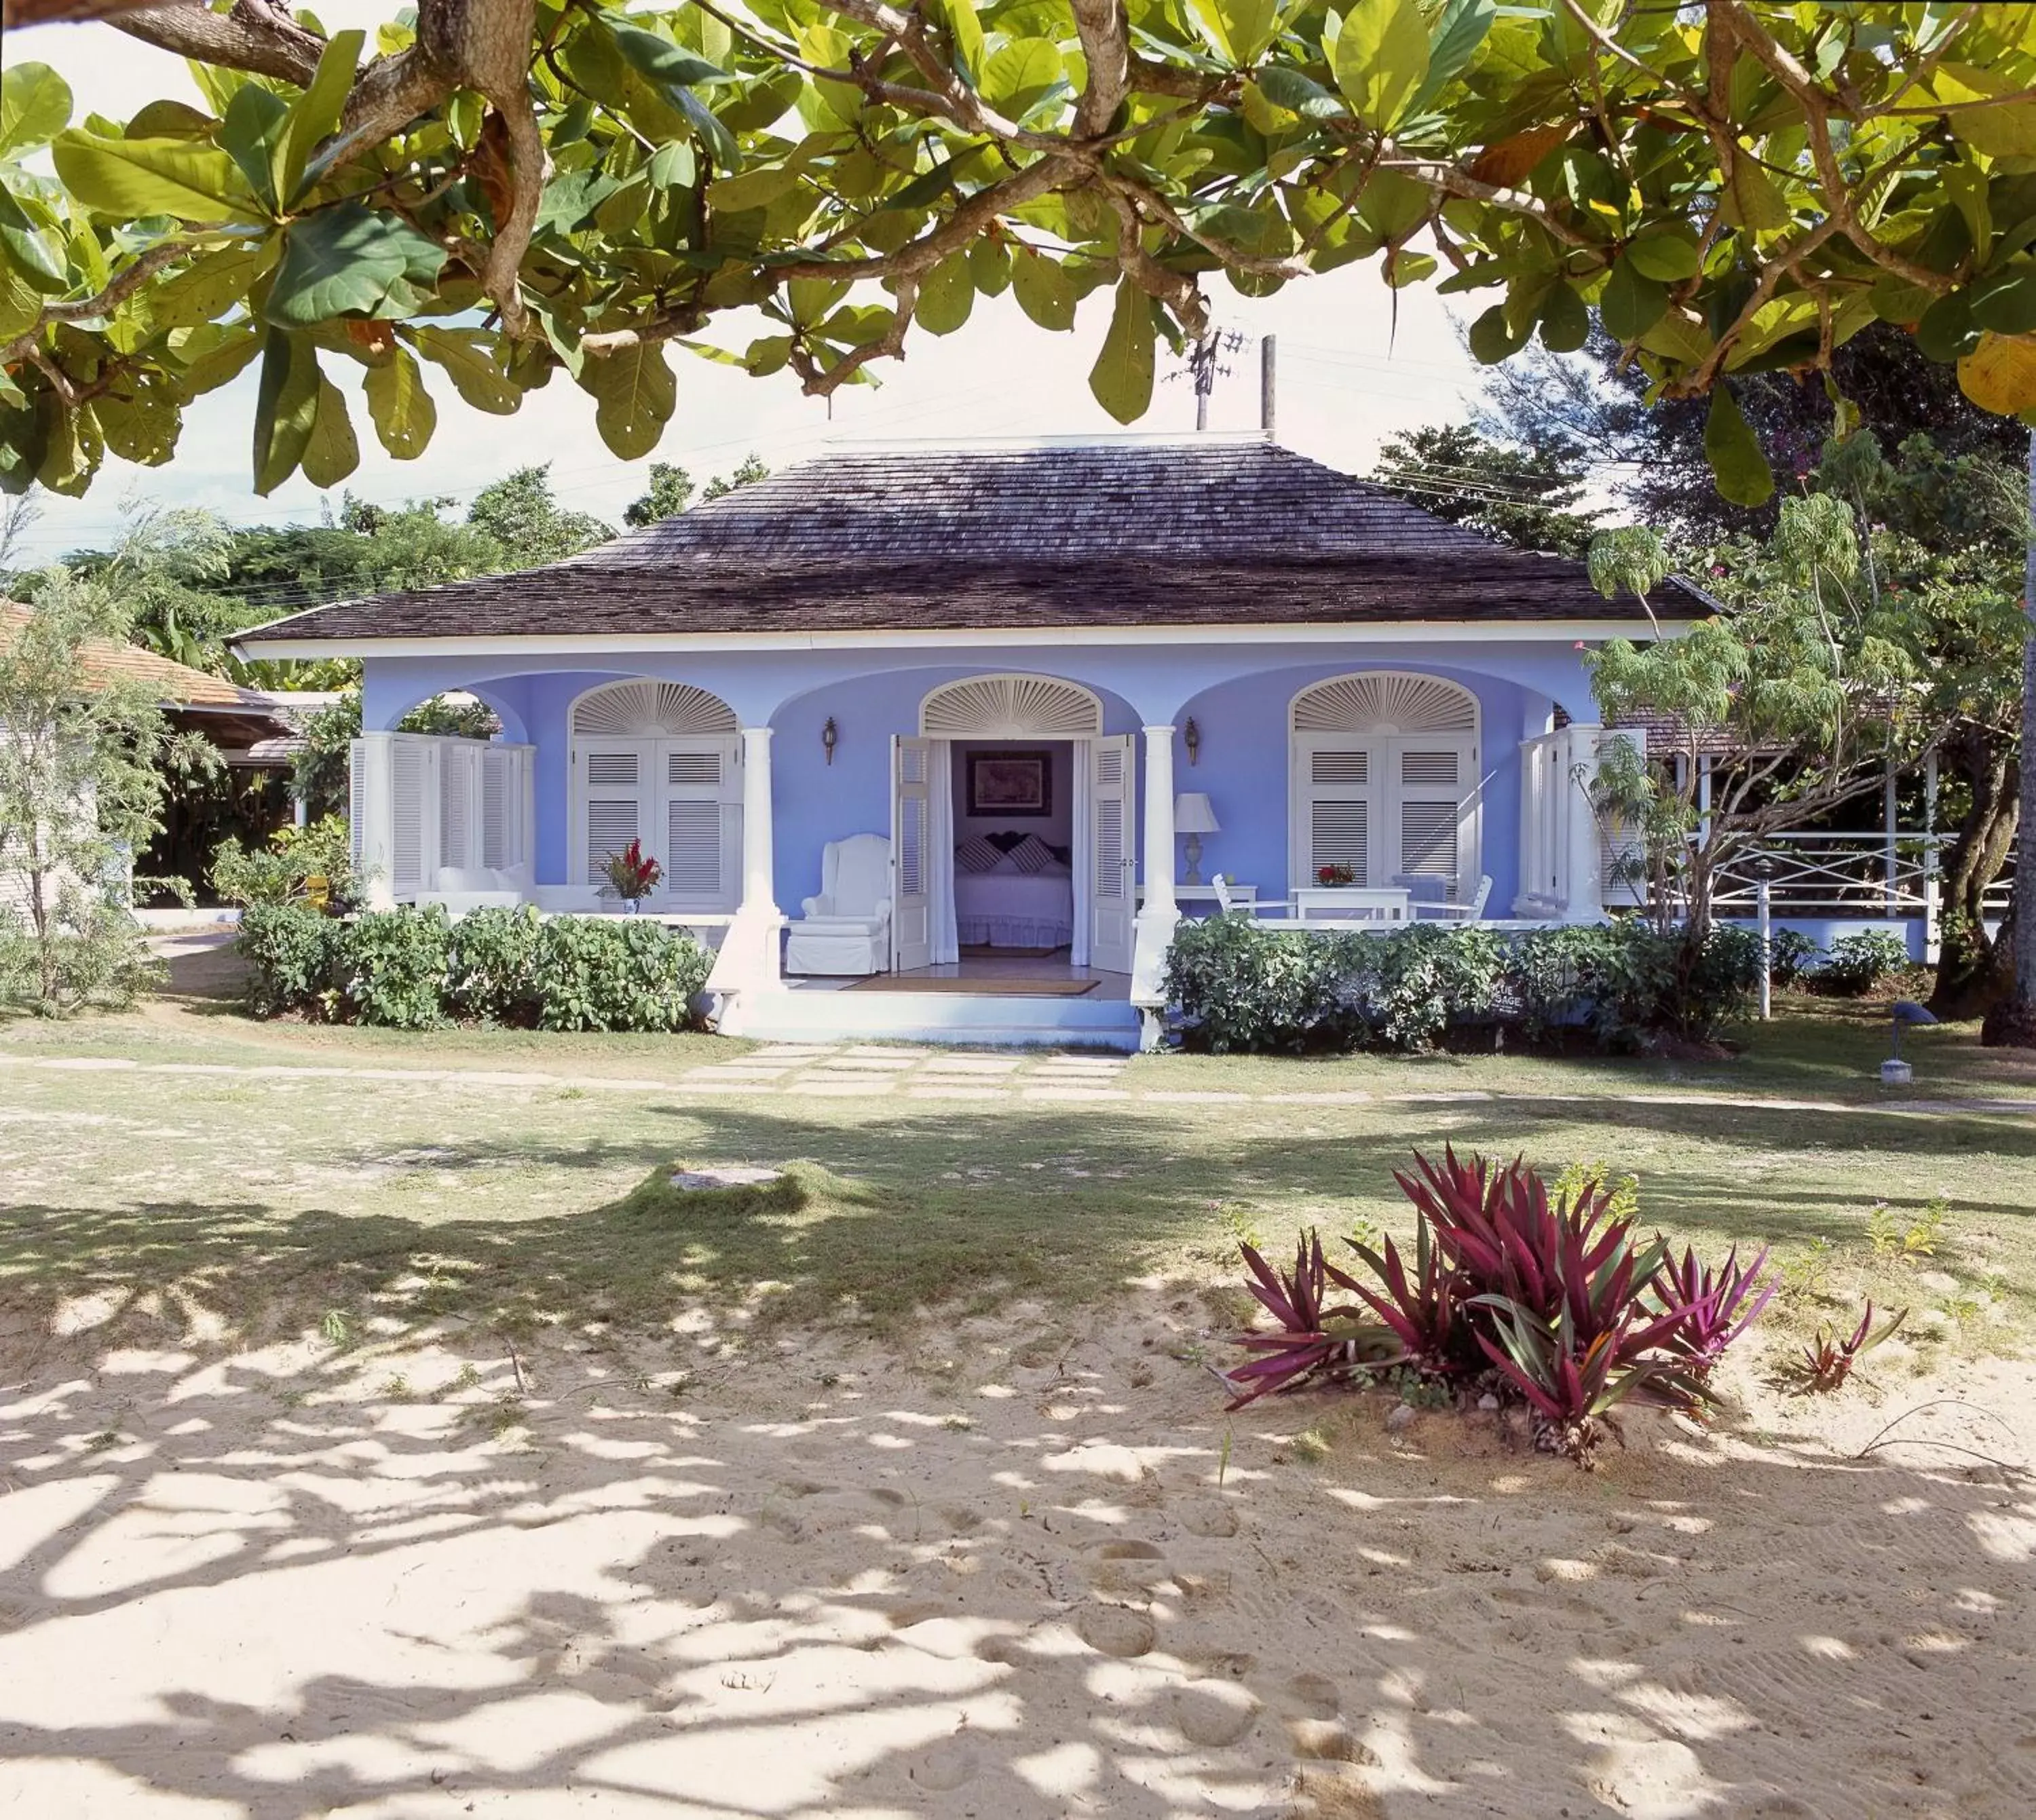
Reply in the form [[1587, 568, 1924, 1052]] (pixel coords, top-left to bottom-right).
[[5, 1088, 2031, 1351]]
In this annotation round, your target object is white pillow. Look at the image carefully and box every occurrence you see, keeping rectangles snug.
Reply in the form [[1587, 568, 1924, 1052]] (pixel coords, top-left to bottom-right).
[[956, 836, 1002, 873], [1007, 834, 1056, 874]]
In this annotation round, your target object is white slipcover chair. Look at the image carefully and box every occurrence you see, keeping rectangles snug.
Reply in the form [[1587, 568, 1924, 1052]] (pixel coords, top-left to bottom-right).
[[418, 865, 535, 911], [786, 833, 892, 975]]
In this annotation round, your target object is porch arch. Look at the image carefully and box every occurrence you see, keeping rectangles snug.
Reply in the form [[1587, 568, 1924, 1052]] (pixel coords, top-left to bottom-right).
[[1288, 670, 1482, 898], [567, 677, 743, 904], [920, 672, 1102, 738]]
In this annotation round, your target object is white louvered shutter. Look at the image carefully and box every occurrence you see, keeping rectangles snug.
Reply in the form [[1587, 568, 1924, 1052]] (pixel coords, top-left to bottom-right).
[[1304, 746, 1372, 886], [438, 742, 476, 872], [580, 744, 644, 886], [658, 737, 740, 907], [1395, 746, 1465, 896], [348, 739, 369, 871], [390, 737, 428, 894]]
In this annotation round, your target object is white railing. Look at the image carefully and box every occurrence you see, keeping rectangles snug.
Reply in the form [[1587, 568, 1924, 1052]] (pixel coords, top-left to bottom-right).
[[1710, 831, 1937, 916]]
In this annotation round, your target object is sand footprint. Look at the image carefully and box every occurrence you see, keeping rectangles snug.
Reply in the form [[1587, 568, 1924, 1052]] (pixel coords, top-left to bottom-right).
[[1170, 1679, 1260, 1748], [907, 1737, 981, 1791], [1284, 1671, 1341, 1718], [1179, 1500, 1242, 1538], [1074, 1603, 1156, 1658]]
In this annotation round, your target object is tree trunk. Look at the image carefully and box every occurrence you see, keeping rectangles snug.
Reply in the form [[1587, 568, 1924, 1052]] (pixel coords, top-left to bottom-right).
[[1982, 427, 2036, 1046], [1929, 734, 2018, 1018]]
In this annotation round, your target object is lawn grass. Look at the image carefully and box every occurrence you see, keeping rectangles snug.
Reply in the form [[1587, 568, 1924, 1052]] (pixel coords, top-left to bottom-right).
[[2, 998, 2031, 1383]]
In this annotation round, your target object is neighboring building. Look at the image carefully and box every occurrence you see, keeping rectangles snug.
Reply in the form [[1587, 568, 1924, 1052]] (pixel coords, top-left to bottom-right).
[[238, 434, 1714, 1046], [1, 601, 302, 912]]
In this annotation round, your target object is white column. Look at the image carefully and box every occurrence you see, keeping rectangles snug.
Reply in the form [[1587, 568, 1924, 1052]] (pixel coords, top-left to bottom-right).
[[1130, 724, 1180, 1042], [706, 726, 782, 1012], [1564, 725, 1606, 922], [740, 726, 776, 918]]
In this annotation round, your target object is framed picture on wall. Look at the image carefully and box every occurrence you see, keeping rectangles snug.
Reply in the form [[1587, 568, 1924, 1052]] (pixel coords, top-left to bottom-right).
[[967, 749, 1053, 817]]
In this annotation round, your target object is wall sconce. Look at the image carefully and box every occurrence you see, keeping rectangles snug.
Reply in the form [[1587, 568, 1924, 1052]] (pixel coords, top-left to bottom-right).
[[1183, 717, 1201, 766], [821, 717, 838, 765]]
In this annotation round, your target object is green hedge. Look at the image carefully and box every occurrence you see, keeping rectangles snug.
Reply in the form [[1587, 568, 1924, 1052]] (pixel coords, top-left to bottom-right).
[[1163, 915, 1760, 1055], [237, 905, 714, 1032]]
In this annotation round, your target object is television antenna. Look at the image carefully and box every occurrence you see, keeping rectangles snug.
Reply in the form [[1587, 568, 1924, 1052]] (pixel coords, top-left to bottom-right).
[[1167, 329, 1247, 430]]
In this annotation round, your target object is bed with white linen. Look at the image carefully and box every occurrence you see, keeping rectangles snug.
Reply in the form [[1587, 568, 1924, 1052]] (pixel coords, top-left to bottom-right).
[[954, 865, 1074, 949]]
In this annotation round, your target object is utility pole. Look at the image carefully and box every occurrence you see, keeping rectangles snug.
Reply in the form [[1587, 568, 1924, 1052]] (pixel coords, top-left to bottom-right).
[[1184, 330, 1244, 430], [1261, 334, 1277, 440]]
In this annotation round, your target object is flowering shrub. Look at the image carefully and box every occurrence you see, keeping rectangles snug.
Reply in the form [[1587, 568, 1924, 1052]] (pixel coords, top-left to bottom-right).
[[1315, 863, 1356, 886], [1226, 1148, 1774, 1462]]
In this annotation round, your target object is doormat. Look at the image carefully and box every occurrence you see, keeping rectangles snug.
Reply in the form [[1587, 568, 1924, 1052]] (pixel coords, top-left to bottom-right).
[[843, 976, 1100, 997]]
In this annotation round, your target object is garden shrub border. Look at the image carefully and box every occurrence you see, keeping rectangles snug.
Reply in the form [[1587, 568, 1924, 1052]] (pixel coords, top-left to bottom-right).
[[1163, 914, 1762, 1055], [237, 903, 715, 1032]]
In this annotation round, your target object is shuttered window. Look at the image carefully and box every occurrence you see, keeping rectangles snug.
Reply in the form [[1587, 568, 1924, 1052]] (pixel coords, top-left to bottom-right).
[[668, 751, 721, 788], [587, 799, 639, 881], [586, 752, 638, 787], [665, 800, 722, 896], [1310, 799, 1370, 883], [390, 740, 426, 890], [1095, 797, 1125, 898], [438, 748, 471, 871], [1293, 735, 1477, 894], [897, 793, 924, 897]]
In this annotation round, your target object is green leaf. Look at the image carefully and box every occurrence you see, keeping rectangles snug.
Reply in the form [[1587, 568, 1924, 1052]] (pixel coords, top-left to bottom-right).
[[1328, 0, 1431, 133], [408, 325, 519, 414], [1089, 277, 1154, 425], [744, 333, 793, 376], [1718, 157, 1791, 233], [1625, 225, 1701, 282], [1011, 249, 1076, 331], [52, 131, 253, 223], [300, 372, 359, 487], [0, 260, 40, 341], [537, 168, 624, 235], [581, 341, 676, 458], [170, 320, 263, 394], [675, 89, 740, 172], [932, 0, 985, 83], [968, 237, 1011, 297], [150, 240, 278, 328], [915, 251, 975, 336], [1600, 257, 1668, 341], [1188, 0, 1281, 66], [95, 375, 180, 466], [363, 345, 436, 458], [983, 39, 1066, 117], [219, 85, 289, 211], [1969, 259, 2036, 335], [266, 202, 447, 327], [276, 29, 364, 206], [1254, 66, 1349, 120], [1916, 289, 1982, 362], [0, 190, 67, 292], [1416, 0, 1495, 105], [608, 22, 735, 94], [647, 141, 697, 190], [252, 330, 321, 495], [37, 398, 103, 497], [0, 62, 73, 159], [1467, 301, 1531, 363], [1703, 383, 1774, 508], [711, 159, 802, 214], [1539, 281, 1589, 351]]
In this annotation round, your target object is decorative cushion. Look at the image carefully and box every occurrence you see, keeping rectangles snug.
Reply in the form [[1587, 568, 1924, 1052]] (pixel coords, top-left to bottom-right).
[[956, 835, 1002, 873], [1006, 833, 1056, 874]]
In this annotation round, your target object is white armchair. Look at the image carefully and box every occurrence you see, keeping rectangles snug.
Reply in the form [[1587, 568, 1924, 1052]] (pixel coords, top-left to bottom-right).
[[785, 833, 892, 975], [418, 865, 534, 912]]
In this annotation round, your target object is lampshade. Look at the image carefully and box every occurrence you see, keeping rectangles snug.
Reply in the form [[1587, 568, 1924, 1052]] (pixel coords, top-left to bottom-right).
[[1173, 791, 1221, 835]]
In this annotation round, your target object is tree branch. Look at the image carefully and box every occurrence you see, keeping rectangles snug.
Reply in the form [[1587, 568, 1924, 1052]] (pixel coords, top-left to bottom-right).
[[0, 241, 193, 371], [110, 0, 324, 86]]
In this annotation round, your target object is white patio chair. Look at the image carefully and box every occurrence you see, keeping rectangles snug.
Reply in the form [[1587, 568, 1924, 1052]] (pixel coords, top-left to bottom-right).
[[1212, 874, 1303, 926], [785, 833, 892, 974], [1423, 875, 1494, 922]]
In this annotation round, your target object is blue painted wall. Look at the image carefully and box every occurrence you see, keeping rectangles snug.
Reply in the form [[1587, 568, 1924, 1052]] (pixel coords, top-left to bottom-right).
[[358, 642, 1598, 905]]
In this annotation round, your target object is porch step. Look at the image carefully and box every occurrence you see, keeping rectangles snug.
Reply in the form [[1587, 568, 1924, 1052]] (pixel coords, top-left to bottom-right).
[[723, 987, 1143, 1051]]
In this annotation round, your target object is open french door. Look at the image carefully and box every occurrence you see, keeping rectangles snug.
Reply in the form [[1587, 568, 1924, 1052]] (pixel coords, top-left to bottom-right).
[[891, 735, 933, 972], [1089, 734, 1136, 973]]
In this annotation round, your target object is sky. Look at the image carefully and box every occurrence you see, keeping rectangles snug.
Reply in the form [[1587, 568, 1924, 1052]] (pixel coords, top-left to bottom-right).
[[7, 9, 1492, 567]]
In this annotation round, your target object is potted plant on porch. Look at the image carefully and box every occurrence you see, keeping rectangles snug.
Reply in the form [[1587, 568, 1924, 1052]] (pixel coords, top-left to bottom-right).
[[603, 840, 662, 912], [1315, 864, 1357, 888]]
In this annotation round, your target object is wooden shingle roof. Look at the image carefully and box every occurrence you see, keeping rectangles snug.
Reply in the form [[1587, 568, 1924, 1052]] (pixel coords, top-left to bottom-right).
[[241, 439, 1710, 646]]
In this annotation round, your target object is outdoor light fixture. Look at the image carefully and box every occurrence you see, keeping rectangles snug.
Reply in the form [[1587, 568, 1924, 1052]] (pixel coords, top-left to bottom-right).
[[1184, 717, 1201, 765], [821, 717, 837, 765], [1882, 998, 1936, 1088]]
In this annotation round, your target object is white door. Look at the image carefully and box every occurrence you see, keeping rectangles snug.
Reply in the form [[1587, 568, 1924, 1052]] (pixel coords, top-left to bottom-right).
[[658, 736, 742, 910], [1089, 733, 1135, 973], [891, 735, 933, 972]]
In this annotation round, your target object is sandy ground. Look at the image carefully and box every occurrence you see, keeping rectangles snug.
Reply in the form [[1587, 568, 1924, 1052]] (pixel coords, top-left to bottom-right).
[[1, 1293, 2032, 1820]]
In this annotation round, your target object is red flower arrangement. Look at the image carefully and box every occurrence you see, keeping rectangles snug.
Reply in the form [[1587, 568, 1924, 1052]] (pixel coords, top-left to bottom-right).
[[603, 838, 662, 905], [1315, 863, 1356, 887]]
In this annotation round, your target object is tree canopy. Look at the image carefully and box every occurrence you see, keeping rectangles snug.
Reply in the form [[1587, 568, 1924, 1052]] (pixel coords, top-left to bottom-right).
[[11, 2, 2036, 497]]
